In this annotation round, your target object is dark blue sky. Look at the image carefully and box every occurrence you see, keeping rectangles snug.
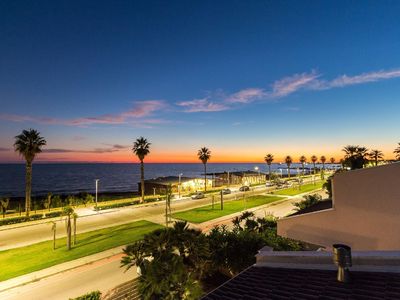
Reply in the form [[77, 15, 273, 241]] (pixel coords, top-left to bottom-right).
[[1, 0, 400, 162]]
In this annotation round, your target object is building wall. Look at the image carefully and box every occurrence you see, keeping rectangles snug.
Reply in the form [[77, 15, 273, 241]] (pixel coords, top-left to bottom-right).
[[277, 162, 400, 250]]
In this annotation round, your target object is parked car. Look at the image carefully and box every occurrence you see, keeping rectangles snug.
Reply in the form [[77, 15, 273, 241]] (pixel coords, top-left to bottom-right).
[[265, 182, 275, 187], [191, 192, 205, 199], [239, 186, 250, 192], [222, 188, 231, 195]]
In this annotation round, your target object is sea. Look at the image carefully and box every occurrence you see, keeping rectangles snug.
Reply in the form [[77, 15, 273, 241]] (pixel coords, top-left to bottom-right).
[[0, 163, 327, 197]]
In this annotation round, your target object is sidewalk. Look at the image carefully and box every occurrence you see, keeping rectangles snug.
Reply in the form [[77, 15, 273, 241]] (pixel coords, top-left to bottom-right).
[[0, 245, 125, 293]]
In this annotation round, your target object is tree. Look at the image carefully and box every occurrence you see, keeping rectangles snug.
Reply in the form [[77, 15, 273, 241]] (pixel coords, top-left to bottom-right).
[[330, 157, 335, 164], [310, 155, 318, 174], [132, 137, 151, 203], [44, 192, 52, 212], [73, 212, 78, 246], [63, 206, 74, 250], [342, 145, 369, 170], [82, 194, 94, 207], [394, 143, 400, 160], [299, 156, 307, 175], [49, 221, 57, 250], [198, 147, 211, 191], [285, 156, 293, 178], [121, 221, 208, 299], [320, 156, 326, 169], [369, 149, 384, 166], [0, 197, 10, 218], [293, 194, 322, 211], [264, 154, 274, 181], [14, 129, 46, 217]]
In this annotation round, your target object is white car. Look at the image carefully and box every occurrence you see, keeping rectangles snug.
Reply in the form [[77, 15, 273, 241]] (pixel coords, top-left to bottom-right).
[[191, 192, 205, 199]]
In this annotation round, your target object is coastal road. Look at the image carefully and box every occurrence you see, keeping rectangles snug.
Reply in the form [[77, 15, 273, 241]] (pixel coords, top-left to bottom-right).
[[0, 189, 326, 299], [0, 180, 323, 250], [0, 253, 137, 300], [0, 187, 273, 250]]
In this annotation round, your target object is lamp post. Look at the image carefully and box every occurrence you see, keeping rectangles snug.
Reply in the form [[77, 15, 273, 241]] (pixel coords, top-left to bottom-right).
[[254, 166, 260, 183], [95, 179, 99, 209], [178, 173, 183, 199]]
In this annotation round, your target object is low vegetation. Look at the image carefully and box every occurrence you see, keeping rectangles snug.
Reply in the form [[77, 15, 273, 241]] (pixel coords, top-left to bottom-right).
[[0, 211, 63, 226], [0, 220, 162, 281], [70, 291, 101, 300], [172, 195, 283, 223], [272, 181, 324, 196], [121, 214, 305, 299], [293, 194, 322, 211]]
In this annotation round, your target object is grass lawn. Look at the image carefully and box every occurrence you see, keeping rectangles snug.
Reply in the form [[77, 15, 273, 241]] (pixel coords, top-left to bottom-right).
[[272, 181, 324, 196], [0, 220, 162, 282], [172, 195, 284, 224]]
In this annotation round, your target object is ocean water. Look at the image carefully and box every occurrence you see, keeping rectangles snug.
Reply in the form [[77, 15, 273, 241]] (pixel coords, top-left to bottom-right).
[[0, 163, 326, 197]]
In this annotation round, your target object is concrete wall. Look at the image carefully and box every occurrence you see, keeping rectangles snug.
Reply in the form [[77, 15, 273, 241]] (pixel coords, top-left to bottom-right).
[[277, 162, 400, 250]]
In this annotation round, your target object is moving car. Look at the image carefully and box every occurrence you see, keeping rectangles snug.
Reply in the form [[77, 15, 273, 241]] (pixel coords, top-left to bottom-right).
[[239, 186, 250, 192], [191, 192, 205, 199], [221, 188, 231, 195]]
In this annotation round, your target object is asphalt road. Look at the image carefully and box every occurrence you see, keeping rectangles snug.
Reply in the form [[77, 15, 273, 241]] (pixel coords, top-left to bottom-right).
[[0, 186, 271, 250], [0, 253, 137, 300]]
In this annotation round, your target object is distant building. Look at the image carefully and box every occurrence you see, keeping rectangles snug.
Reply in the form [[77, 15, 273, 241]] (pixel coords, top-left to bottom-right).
[[138, 176, 213, 195], [278, 162, 400, 250], [211, 170, 265, 186]]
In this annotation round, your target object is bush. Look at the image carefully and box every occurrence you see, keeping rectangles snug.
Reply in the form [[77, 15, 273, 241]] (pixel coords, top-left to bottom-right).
[[293, 194, 322, 211], [69, 291, 101, 300], [0, 214, 44, 226], [96, 200, 140, 211], [44, 211, 63, 218]]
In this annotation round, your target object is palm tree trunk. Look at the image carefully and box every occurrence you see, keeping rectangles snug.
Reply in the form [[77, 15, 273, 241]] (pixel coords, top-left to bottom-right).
[[287, 165, 290, 178], [204, 164, 207, 191], [25, 161, 32, 217], [268, 165, 271, 182], [73, 217, 77, 245], [53, 225, 56, 250], [66, 217, 71, 250], [140, 160, 145, 203]]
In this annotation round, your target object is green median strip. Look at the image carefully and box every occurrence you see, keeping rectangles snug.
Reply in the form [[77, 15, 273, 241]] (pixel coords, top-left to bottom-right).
[[0, 220, 162, 282], [172, 195, 284, 224], [271, 182, 324, 196]]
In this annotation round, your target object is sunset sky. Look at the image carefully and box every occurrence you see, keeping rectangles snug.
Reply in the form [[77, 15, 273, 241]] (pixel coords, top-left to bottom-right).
[[1, 1, 400, 163]]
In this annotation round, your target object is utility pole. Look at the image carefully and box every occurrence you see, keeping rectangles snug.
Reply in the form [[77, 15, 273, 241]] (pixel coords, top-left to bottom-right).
[[95, 179, 99, 209], [220, 190, 223, 210]]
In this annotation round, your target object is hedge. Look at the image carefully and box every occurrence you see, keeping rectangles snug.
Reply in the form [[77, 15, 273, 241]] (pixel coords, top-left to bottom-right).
[[0, 211, 64, 226], [70, 291, 101, 300]]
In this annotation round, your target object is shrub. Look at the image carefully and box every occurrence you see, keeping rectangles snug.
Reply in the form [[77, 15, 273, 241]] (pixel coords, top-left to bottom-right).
[[293, 194, 322, 211], [44, 211, 63, 218], [69, 291, 101, 300], [0, 214, 43, 226], [96, 200, 140, 211]]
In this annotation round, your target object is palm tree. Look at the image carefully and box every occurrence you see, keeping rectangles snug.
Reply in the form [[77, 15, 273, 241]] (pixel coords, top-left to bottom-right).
[[342, 145, 369, 170], [330, 157, 335, 164], [320, 156, 326, 169], [311, 155, 318, 174], [394, 143, 400, 160], [299, 156, 307, 175], [369, 149, 384, 166], [198, 147, 211, 191], [0, 198, 10, 218], [63, 206, 74, 250], [49, 221, 57, 250], [264, 154, 274, 181], [285, 156, 293, 178], [14, 129, 46, 217], [132, 137, 151, 203]]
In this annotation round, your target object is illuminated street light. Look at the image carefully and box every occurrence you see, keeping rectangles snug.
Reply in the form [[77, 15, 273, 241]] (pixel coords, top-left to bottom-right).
[[95, 179, 99, 209], [178, 173, 183, 199]]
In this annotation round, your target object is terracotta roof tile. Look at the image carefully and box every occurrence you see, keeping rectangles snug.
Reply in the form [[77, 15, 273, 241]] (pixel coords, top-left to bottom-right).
[[202, 267, 400, 300]]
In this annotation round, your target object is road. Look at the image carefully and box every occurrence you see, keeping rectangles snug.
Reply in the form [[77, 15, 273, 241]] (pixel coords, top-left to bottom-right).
[[0, 188, 326, 300], [0, 186, 273, 250], [0, 253, 137, 300]]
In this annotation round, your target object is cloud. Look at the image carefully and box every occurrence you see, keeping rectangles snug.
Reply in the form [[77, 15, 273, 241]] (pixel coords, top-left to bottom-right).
[[316, 69, 400, 89], [176, 98, 230, 112], [0, 100, 166, 126], [283, 107, 300, 111], [270, 71, 320, 97], [226, 88, 266, 104], [43, 144, 130, 154], [0, 147, 10, 152]]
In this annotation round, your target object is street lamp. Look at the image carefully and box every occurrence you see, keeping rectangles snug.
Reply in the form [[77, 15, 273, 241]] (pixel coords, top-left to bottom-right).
[[178, 173, 183, 199], [95, 179, 99, 209], [254, 166, 260, 183]]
